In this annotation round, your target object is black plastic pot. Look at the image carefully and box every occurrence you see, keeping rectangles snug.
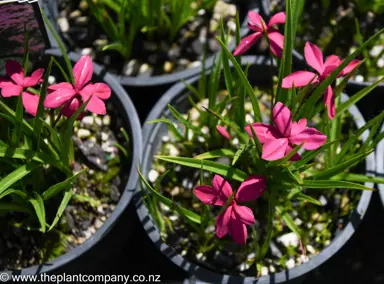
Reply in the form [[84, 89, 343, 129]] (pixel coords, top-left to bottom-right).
[[376, 123, 384, 204], [134, 55, 375, 283], [1, 50, 142, 278], [41, 0, 264, 121]]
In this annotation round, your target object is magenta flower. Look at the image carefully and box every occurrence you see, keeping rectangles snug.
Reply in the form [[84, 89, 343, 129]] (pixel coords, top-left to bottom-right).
[[216, 125, 230, 140], [282, 42, 360, 119], [44, 55, 111, 118], [194, 175, 266, 244], [0, 60, 44, 116], [245, 102, 327, 161], [234, 11, 285, 58]]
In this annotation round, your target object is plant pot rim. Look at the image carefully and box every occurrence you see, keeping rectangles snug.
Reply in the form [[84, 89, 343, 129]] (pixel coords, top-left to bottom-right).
[[42, 0, 261, 87], [376, 123, 384, 203], [135, 55, 375, 283], [1, 49, 142, 276]]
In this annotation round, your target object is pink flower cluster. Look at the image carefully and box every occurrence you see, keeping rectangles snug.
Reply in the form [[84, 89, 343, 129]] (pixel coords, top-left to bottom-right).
[[0, 56, 110, 118], [194, 175, 266, 244], [216, 102, 327, 161]]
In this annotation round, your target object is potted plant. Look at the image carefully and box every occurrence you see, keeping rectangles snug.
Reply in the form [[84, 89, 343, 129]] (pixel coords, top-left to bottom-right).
[[0, 15, 142, 276], [41, 0, 260, 88], [135, 4, 384, 283], [261, 0, 384, 120]]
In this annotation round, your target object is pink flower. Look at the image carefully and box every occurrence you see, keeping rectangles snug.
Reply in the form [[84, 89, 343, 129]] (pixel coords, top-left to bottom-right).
[[0, 60, 44, 116], [216, 125, 230, 140], [44, 55, 111, 118], [282, 42, 360, 119], [234, 11, 285, 58], [245, 102, 327, 161], [194, 175, 266, 244]]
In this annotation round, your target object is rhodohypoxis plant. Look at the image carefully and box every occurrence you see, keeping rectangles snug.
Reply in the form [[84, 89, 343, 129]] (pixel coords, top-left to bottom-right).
[[234, 11, 285, 58], [139, 0, 384, 274], [0, 14, 111, 234], [282, 42, 360, 119], [86, 0, 217, 60]]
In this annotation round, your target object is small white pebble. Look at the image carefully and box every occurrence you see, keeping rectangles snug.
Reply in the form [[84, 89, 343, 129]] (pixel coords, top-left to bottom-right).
[[169, 215, 178, 221], [245, 114, 253, 124], [148, 169, 159, 183], [261, 266, 269, 276], [238, 263, 250, 271], [77, 129, 91, 138], [162, 135, 170, 143], [370, 45, 383, 57], [232, 138, 239, 146], [306, 245, 316, 254], [277, 232, 299, 248], [196, 253, 203, 260], [355, 75, 364, 83], [294, 218, 303, 226], [319, 195, 328, 206], [286, 258, 295, 269], [269, 265, 276, 273], [102, 115, 111, 125], [247, 252, 256, 260], [95, 117, 102, 126], [377, 58, 384, 68], [300, 255, 309, 263], [82, 116, 94, 125], [101, 132, 109, 141], [201, 126, 209, 135], [48, 75, 56, 85]]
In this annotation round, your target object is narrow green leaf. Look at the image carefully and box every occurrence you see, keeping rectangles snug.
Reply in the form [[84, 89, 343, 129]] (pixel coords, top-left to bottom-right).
[[0, 203, 30, 213], [29, 192, 46, 232], [331, 172, 384, 184], [0, 188, 28, 200], [303, 179, 374, 190], [167, 105, 207, 138], [216, 37, 262, 122], [42, 169, 86, 200], [276, 205, 301, 235], [295, 192, 322, 205], [147, 118, 183, 141], [0, 163, 40, 196], [34, 58, 54, 151], [11, 94, 23, 147], [137, 168, 201, 224], [155, 156, 248, 182], [293, 140, 339, 169], [49, 188, 73, 231], [310, 150, 372, 180], [195, 149, 235, 160], [219, 18, 233, 98]]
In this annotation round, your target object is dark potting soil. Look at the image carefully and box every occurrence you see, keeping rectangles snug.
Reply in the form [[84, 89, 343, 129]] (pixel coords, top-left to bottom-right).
[[57, 0, 238, 77], [0, 100, 130, 270], [145, 88, 362, 277]]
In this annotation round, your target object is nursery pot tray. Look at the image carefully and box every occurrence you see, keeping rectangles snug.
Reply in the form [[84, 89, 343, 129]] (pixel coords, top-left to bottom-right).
[[1, 50, 142, 277], [134, 55, 375, 283]]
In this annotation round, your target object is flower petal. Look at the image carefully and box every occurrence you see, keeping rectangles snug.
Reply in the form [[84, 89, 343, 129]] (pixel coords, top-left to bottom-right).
[[320, 65, 338, 80], [289, 128, 327, 150], [194, 185, 227, 206], [248, 11, 266, 31], [6, 60, 24, 86], [304, 42, 324, 74], [233, 203, 255, 226], [233, 32, 262, 56], [273, 102, 292, 137], [268, 12, 286, 27], [245, 123, 281, 144], [85, 95, 107, 115], [215, 206, 232, 238], [324, 55, 341, 68], [285, 144, 302, 161], [1, 82, 22, 97], [216, 125, 230, 140], [48, 82, 74, 91], [61, 97, 82, 119], [22, 92, 39, 116], [324, 85, 335, 120], [340, 59, 361, 77], [282, 71, 318, 88], [73, 55, 94, 90], [44, 88, 77, 108], [229, 211, 248, 245], [91, 83, 111, 99], [268, 31, 284, 58], [290, 118, 307, 136], [0, 77, 11, 88], [261, 138, 289, 161], [236, 176, 266, 202], [212, 175, 232, 199], [23, 68, 44, 87]]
